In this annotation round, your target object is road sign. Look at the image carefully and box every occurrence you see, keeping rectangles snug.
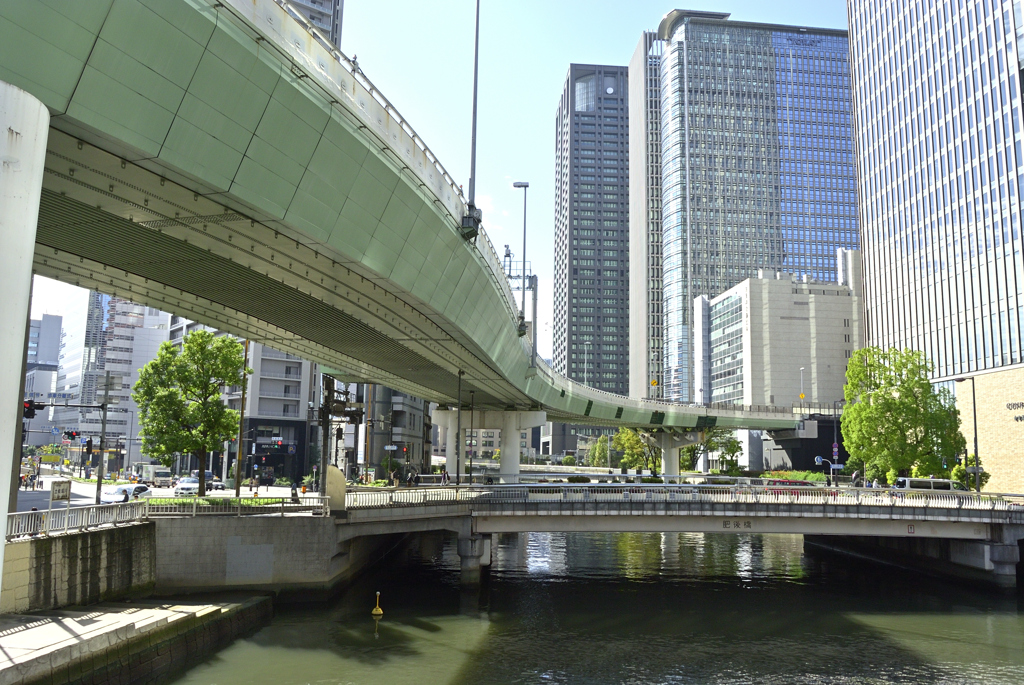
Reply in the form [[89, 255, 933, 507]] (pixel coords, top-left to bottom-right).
[[799, 393, 805, 399], [50, 480, 71, 503], [80, 437, 88, 445], [50, 426, 60, 436], [287, 444, 296, 455], [384, 445, 398, 451], [966, 466, 983, 474]]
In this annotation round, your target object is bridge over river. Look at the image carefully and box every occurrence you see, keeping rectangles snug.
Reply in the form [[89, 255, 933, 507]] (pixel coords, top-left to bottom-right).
[[337, 484, 1024, 585]]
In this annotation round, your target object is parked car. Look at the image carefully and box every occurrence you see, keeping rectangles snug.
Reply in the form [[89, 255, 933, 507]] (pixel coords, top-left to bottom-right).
[[209, 478, 226, 491], [174, 477, 200, 497], [100, 484, 152, 504]]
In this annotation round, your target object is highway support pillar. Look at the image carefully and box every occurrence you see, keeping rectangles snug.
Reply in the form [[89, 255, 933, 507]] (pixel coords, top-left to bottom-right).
[[0, 81, 50, 605], [444, 412, 458, 478], [458, 534, 486, 586], [499, 413, 520, 480]]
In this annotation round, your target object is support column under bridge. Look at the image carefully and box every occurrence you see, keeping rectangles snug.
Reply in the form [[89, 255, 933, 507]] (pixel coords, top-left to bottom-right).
[[431, 409, 545, 479]]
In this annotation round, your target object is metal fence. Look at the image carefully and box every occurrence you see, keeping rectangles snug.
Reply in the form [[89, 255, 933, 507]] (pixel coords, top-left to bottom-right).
[[6, 501, 149, 541], [6, 496, 332, 540], [345, 484, 1024, 517], [144, 496, 330, 517]]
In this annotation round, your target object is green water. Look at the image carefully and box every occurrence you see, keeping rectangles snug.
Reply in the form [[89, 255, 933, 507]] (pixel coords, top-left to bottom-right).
[[172, 532, 1024, 684]]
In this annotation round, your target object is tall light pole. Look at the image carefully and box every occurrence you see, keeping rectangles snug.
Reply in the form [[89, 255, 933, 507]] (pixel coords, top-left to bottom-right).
[[513, 181, 529, 337], [954, 376, 981, 492], [461, 0, 483, 239], [799, 367, 805, 402]]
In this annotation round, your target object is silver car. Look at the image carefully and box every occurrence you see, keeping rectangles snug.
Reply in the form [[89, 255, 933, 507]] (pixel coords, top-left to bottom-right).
[[173, 477, 199, 497]]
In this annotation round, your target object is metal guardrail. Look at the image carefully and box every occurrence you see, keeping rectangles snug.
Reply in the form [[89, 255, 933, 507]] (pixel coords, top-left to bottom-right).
[[6, 496, 332, 540], [345, 485, 1024, 518], [145, 496, 331, 517], [6, 501, 148, 541]]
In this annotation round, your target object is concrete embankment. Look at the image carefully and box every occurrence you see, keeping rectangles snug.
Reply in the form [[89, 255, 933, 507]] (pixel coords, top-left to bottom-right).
[[1, 522, 154, 614], [153, 516, 403, 601], [0, 596, 272, 685]]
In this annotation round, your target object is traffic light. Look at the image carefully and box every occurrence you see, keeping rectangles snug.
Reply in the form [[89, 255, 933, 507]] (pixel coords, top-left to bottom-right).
[[63, 430, 79, 441], [85, 438, 93, 454], [276, 440, 283, 447], [402, 446, 408, 454], [22, 400, 36, 419]]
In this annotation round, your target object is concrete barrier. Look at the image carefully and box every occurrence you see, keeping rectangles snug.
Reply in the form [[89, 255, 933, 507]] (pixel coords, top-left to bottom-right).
[[0, 523, 154, 614]]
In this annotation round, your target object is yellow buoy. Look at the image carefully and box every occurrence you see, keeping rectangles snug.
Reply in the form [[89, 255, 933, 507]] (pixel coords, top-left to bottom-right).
[[371, 591, 383, 618]]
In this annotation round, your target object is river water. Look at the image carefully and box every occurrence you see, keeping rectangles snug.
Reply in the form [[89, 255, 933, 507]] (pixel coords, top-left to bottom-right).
[[172, 532, 1024, 684]]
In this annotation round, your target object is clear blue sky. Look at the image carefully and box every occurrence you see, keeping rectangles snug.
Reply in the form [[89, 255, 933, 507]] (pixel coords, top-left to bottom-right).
[[33, 1, 850, 360]]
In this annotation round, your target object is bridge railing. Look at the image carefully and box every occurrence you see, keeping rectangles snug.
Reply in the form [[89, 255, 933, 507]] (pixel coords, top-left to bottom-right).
[[6, 501, 148, 541], [144, 496, 331, 517], [344, 484, 1024, 515]]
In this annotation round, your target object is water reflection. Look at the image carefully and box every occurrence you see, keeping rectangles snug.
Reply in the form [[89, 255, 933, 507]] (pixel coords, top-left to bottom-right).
[[173, 532, 1024, 685]]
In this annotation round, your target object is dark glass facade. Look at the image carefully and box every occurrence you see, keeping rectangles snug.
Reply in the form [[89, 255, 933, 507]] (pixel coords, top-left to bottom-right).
[[659, 12, 859, 402]]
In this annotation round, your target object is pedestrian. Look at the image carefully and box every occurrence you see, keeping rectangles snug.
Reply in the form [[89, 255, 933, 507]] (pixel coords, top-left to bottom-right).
[[414, 471, 421, 487], [826, 475, 832, 487], [872, 478, 879, 488], [406, 471, 414, 487], [851, 470, 860, 487]]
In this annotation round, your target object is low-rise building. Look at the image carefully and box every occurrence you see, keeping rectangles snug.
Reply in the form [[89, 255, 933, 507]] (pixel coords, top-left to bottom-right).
[[694, 249, 863, 470]]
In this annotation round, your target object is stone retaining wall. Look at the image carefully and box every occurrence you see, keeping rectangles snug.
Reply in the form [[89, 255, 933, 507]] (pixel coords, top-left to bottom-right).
[[1, 523, 155, 613]]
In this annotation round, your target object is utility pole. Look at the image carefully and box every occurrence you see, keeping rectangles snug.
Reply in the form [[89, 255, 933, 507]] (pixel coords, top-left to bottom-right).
[[94, 371, 112, 504], [234, 339, 249, 499]]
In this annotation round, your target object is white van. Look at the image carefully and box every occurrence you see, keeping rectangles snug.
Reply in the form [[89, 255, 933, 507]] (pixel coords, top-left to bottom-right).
[[893, 477, 969, 492]]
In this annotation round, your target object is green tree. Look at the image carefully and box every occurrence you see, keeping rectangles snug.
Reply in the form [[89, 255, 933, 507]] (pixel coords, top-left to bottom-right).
[[950, 455, 991, 491], [587, 435, 609, 467], [681, 426, 737, 471], [133, 330, 250, 496], [841, 347, 966, 485], [614, 428, 661, 472]]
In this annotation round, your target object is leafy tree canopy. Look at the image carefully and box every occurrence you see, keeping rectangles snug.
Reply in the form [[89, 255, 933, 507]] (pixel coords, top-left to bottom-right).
[[841, 347, 965, 485], [132, 330, 250, 495], [614, 428, 661, 472], [681, 426, 738, 472], [586, 435, 611, 467]]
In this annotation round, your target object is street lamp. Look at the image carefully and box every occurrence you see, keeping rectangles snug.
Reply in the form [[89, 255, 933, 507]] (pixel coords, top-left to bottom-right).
[[832, 399, 845, 479], [799, 367, 805, 402], [513, 181, 529, 337], [954, 376, 981, 492]]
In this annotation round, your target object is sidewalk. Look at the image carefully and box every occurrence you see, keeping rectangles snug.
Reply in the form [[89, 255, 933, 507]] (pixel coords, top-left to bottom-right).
[[0, 596, 271, 685]]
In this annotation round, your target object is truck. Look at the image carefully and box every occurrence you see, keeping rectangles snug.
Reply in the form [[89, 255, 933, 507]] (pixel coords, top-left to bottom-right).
[[136, 463, 173, 488]]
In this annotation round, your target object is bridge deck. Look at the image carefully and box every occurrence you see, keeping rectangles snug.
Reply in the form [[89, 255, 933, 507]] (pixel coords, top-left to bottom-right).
[[339, 485, 1024, 540]]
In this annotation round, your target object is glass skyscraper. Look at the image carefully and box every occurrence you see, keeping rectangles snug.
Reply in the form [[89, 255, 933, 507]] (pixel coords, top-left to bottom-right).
[[657, 10, 859, 403], [848, 0, 1024, 379]]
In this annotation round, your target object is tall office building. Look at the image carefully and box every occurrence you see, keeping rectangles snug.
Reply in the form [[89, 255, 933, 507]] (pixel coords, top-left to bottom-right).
[[629, 32, 666, 399], [847, 0, 1024, 491], [289, 0, 343, 47], [657, 10, 859, 403], [553, 63, 630, 396], [52, 294, 168, 466], [27, 314, 62, 367]]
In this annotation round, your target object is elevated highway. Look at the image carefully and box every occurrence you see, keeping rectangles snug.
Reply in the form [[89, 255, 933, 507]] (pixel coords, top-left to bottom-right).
[[0, 0, 798, 433]]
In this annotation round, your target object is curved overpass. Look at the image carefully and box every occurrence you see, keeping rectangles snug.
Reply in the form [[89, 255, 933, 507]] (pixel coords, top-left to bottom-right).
[[0, 0, 797, 432]]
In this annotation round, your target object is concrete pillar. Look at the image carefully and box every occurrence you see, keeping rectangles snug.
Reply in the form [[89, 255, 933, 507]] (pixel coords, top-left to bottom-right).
[[479, 534, 492, 567], [499, 412, 520, 478], [457, 535, 485, 586], [445, 412, 458, 477], [659, 435, 679, 478], [0, 82, 50, 602]]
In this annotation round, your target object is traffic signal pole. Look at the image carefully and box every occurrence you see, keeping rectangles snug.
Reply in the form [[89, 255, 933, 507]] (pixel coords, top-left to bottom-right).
[[94, 371, 112, 504]]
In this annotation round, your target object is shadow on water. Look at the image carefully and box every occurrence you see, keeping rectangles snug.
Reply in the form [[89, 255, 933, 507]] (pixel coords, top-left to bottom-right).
[[172, 531, 1024, 685]]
